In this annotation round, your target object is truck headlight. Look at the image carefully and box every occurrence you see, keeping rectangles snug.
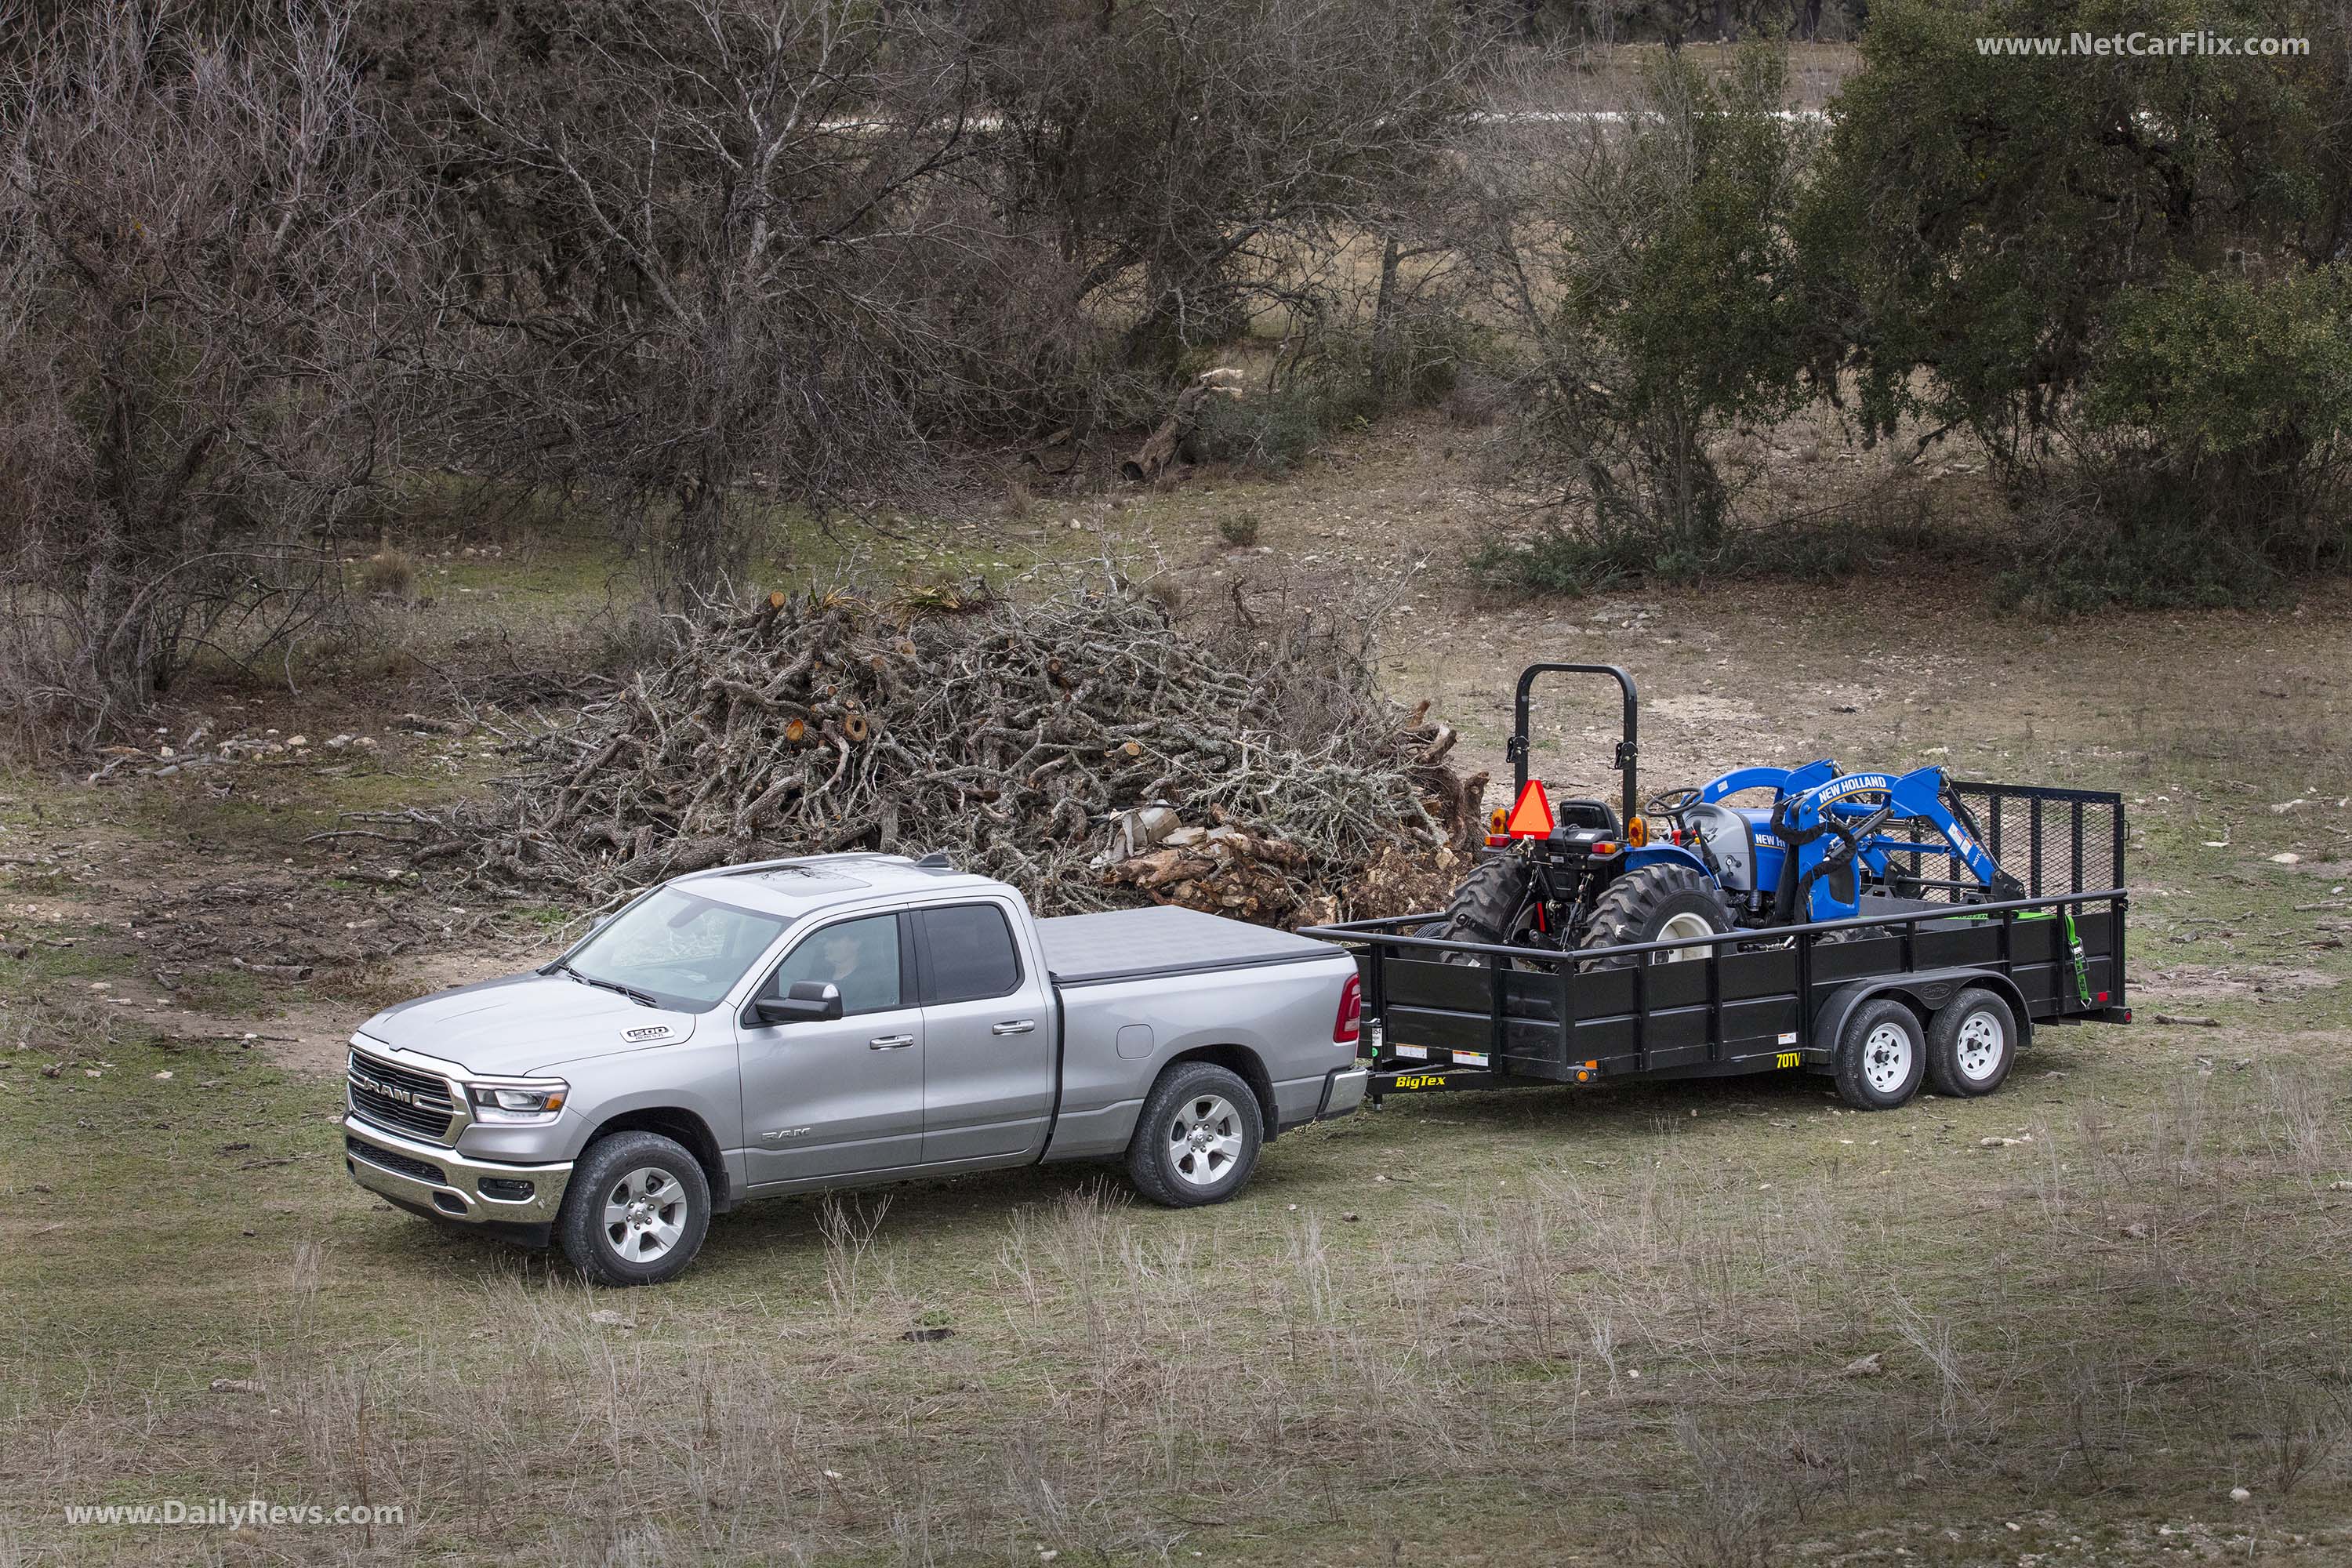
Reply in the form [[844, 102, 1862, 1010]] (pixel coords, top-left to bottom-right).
[[466, 1080, 568, 1124]]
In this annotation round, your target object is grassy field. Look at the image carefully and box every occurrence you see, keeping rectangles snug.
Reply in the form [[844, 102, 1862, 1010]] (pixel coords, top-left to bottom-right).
[[4, 428, 2352, 1565]]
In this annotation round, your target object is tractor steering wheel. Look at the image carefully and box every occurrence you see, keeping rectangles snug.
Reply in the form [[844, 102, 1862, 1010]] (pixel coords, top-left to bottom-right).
[[1647, 786, 1704, 817]]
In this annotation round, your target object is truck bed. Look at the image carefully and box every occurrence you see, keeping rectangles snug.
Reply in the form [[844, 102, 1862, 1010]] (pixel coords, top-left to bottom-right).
[[1037, 906, 1338, 987]]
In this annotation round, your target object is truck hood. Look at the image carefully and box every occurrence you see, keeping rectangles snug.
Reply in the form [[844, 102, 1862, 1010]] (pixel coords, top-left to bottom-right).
[[356, 971, 702, 1077]]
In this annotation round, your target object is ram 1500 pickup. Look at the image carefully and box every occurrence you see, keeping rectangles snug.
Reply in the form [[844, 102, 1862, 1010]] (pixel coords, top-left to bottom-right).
[[342, 853, 1368, 1283]]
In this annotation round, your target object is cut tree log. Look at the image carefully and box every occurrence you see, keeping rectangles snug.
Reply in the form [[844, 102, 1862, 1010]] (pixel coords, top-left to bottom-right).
[[1122, 369, 1246, 483]]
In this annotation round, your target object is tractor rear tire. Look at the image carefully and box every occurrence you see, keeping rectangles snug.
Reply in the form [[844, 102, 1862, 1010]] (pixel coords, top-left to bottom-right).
[[1421, 856, 1535, 964], [1578, 864, 1733, 970]]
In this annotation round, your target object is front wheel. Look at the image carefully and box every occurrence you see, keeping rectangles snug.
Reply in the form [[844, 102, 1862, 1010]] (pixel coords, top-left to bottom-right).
[[1126, 1062, 1264, 1208], [557, 1131, 712, 1287], [1834, 996, 1926, 1110]]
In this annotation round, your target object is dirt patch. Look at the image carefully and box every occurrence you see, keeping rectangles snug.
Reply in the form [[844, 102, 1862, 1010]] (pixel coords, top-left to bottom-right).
[[2139, 963, 2339, 1000]]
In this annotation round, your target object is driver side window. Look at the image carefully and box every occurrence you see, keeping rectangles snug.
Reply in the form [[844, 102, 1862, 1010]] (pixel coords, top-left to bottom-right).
[[758, 914, 904, 1018]]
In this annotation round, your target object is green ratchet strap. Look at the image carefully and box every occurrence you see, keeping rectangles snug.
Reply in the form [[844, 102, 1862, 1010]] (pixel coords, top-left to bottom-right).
[[2016, 908, 2096, 1007], [2060, 907, 2094, 1007]]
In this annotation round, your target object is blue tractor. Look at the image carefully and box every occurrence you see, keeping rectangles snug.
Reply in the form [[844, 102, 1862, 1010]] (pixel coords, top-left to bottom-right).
[[1423, 664, 2026, 964]]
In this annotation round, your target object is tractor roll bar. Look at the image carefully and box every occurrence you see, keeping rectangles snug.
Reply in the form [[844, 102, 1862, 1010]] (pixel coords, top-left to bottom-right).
[[1508, 663, 1639, 828]]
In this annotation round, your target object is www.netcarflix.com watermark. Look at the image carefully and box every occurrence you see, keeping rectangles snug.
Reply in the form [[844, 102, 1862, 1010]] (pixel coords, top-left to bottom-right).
[[64, 1497, 405, 1530], [1977, 30, 2310, 56]]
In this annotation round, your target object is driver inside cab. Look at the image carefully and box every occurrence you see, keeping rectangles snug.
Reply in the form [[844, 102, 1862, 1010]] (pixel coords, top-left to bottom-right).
[[768, 916, 902, 1017]]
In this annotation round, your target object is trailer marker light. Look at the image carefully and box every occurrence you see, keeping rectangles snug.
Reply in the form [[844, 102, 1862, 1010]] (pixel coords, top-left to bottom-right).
[[2096, 991, 2110, 1003], [1505, 779, 1555, 837]]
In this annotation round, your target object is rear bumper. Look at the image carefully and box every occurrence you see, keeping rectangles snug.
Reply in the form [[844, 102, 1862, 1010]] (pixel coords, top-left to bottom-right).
[[1317, 1065, 1370, 1120], [344, 1116, 573, 1229]]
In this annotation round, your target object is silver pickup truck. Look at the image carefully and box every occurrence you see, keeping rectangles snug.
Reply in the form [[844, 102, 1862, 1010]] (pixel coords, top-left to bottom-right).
[[342, 853, 1368, 1283]]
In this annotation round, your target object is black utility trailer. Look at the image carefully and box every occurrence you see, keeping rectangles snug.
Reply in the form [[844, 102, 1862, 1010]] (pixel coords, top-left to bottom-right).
[[1301, 783, 2132, 1110]]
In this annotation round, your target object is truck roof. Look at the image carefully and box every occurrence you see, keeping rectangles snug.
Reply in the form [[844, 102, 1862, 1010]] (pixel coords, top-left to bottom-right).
[[670, 853, 1009, 917]]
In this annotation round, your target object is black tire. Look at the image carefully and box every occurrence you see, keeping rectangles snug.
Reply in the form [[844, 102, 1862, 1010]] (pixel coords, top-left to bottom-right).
[[1126, 1062, 1264, 1208], [1421, 855, 1537, 965], [1926, 987, 2020, 1098], [1834, 996, 1926, 1110], [557, 1131, 712, 1287], [1577, 863, 1733, 970]]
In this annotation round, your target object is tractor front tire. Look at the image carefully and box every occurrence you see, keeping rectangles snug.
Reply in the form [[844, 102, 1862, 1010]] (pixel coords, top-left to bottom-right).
[[1421, 856, 1535, 964], [1578, 864, 1733, 969]]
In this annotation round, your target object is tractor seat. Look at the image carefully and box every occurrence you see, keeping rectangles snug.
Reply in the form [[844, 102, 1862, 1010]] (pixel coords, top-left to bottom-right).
[[1553, 798, 1619, 834]]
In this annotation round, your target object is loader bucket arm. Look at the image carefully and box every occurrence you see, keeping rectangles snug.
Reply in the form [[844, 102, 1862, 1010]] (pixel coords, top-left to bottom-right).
[[1777, 766, 2016, 922]]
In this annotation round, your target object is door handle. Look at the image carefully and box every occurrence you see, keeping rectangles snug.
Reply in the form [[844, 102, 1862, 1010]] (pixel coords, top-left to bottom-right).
[[992, 1019, 1036, 1036], [868, 1034, 916, 1051]]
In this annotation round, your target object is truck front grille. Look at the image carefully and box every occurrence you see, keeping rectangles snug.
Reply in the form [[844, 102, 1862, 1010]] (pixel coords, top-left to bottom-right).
[[347, 1049, 459, 1143], [346, 1134, 446, 1186]]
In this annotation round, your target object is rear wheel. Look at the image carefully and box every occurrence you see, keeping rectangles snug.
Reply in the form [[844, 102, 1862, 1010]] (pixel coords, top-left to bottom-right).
[[1420, 855, 1538, 964], [1834, 997, 1926, 1110], [1926, 988, 2018, 1098], [1126, 1062, 1264, 1208], [1578, 863, 1733, 969]]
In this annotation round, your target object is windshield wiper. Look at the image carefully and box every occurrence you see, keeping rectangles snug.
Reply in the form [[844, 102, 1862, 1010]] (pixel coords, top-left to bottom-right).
[[551, 961, 659, 1008]]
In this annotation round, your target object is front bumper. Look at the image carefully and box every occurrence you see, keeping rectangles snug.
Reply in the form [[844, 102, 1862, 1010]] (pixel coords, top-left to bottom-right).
[[1317, 1065, 1370, 1120], [343, 1115, 573, 1227]]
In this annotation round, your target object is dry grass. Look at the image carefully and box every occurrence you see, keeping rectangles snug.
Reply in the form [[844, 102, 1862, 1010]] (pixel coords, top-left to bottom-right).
[[6, 1054, 2350, 1563]]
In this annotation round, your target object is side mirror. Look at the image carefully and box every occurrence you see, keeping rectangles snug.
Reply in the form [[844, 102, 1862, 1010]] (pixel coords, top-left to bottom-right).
[[750, 981, 842, 1027]]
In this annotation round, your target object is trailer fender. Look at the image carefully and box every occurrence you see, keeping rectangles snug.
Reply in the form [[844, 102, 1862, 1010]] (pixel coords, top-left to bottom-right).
[[1809, 968, 2033, 1072]]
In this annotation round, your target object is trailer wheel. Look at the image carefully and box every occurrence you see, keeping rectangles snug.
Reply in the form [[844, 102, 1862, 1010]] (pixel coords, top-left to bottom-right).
[[1579, 864, 1732, 970], [1926, 988, 2018, 1098], [1834, 996, 1926, 1110], [1126, 1062, 1264, 1208]]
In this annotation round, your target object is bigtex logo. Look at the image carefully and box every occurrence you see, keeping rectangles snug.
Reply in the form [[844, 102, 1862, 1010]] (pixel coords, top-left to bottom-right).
[[1390, 1073, 1448, 1090]]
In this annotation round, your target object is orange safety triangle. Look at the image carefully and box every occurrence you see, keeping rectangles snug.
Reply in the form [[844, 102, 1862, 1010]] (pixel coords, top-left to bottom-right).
[[1506, 779, 1555, 837]]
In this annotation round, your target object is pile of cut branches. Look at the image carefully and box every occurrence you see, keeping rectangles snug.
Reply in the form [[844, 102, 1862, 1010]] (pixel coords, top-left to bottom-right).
[[348, 584, 1483, 924]]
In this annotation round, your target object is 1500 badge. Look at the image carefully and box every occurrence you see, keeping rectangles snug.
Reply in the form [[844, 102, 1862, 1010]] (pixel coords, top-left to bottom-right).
[[622, 1024, 674, 1043]]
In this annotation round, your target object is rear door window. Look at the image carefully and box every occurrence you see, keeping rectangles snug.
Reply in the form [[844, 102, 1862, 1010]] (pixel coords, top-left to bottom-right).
[[917, 904, 1024, 1004]]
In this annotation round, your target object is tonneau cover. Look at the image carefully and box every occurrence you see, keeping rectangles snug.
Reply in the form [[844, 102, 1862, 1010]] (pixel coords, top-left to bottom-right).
[[1038, 906, 1339, 986]]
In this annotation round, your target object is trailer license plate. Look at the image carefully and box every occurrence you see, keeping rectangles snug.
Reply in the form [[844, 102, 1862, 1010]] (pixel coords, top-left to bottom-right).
[[1451, 1050, 1490, 1067], [1393, 1044, 1428, 1060]]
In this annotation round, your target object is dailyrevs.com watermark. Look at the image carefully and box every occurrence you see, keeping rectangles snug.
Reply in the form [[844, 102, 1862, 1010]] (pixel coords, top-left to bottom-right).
[[1978, 31, 2310, 56], [64, 1497, 405, 1530]]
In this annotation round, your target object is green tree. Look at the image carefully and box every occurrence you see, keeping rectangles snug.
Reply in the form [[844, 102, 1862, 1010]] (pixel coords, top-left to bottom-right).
[[1799, 0, 2352, 602]]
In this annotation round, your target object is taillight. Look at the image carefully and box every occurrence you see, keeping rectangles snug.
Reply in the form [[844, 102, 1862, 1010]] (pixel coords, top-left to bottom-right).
[[1334, 974, 1363, 1044]]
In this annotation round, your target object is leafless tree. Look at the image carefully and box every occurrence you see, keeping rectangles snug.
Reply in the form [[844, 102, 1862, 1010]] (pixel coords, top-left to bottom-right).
[[0, 0, 431, 740], [429, 0, 989, 598], [967, 0, 1485, 377]]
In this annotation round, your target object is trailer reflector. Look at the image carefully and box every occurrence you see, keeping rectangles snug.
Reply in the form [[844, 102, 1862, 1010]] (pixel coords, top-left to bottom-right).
[[1505, 779, 1555, 837]]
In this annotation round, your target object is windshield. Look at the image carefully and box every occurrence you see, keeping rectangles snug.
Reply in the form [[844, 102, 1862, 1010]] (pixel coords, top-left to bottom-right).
[[559, 887, 787, 1012]]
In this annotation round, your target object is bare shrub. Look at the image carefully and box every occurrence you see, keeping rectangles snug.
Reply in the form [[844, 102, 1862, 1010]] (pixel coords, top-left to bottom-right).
[[358, 540, 416, 601]]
